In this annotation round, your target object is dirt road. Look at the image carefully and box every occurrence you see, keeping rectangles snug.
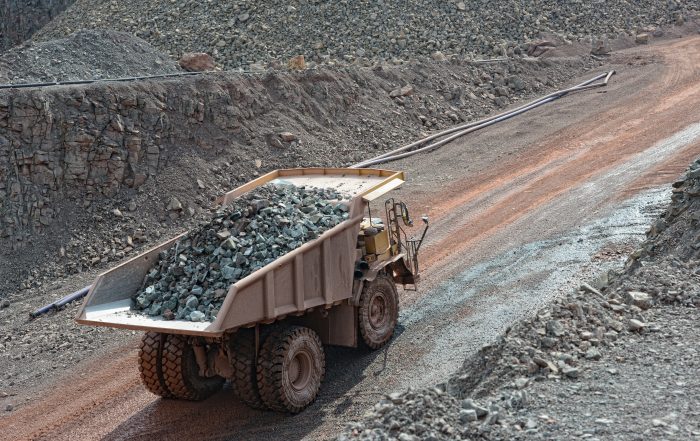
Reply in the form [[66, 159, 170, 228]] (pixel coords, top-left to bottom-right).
[[2, 36, 700, 441]]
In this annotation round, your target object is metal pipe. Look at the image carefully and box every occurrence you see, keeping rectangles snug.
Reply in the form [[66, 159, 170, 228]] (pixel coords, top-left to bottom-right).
[[29, 285, 91, 318], [351, 71, 615, 168], [0, 71, 214, 90]]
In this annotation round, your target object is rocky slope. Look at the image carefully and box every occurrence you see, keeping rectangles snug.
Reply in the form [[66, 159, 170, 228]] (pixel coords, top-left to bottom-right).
[[35, 0, 698, 69], [0, 0, 75, 52], [0, 30, 182, 84], [337, 159, 700, 440], [0, 50, 596, 300]]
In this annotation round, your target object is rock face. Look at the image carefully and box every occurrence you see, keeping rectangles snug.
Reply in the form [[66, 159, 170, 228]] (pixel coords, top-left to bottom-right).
[[131, 184, 348, 321], [0, 55, 577, 251], [0, 0, 75, 52], [35, 0, 698, 69]]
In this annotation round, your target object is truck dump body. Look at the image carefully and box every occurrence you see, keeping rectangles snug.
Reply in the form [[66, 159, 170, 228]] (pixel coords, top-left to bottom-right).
[[76, 168, 405, 337]]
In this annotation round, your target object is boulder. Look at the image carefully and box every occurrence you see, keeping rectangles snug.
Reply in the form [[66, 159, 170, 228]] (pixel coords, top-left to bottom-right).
[[179, 52, 216, 71], [635, 33, 650, 44], [288, 55, 306, 70]]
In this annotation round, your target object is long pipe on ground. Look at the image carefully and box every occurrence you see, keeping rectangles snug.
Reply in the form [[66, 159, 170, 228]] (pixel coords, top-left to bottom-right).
[[0, 58, 515, 90], [29, 285, 91, 318], [0, 71, 213, 90], [30, 71, 614, 317], [351, 70, 615, 168]]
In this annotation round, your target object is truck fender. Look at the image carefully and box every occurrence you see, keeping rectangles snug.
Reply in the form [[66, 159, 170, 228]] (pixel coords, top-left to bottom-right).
[[351, 254, 406, 305]]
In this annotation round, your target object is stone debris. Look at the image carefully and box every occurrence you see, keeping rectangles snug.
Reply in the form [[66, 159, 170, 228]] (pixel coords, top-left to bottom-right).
[[34, 0, 698, 69], [0, 30, 182, 84], [337, 157, 700, 440], [131, 184, 348, 321]]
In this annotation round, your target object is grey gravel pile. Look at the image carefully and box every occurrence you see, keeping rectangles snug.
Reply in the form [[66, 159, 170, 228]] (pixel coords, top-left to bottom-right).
[[36, 0, 697, 69], [0, 29, 181, 84], [337, 157, 700, 440], [132, 184, 349, 322]]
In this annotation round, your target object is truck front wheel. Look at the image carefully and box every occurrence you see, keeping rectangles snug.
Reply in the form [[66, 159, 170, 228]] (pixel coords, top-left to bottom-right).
[[358, 274, 399, 349], [161, 334, 225, 400], [257, 326, 325, 413]]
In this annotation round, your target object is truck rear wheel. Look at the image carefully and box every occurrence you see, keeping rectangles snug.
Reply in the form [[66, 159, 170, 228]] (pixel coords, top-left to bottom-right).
[[257, 326, 325, 413], [229, 329, 267, 409], [358, 274, 399, 349], [138, 332, 172, 398], [161, 334, 225, 400]]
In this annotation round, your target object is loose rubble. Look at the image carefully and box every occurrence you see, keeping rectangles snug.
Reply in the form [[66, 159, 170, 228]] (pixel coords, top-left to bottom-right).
[[132, 184, 349, 321], [337, 158, 700, 440], [36, 0, 699, 69], [0, 30, 182, 84]]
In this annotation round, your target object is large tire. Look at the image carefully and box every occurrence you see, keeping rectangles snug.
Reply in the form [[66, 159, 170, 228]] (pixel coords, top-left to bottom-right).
[[358, 274, 399, 349], [257, 326, 325, 413], [229, 329, 267, 410], [161, 334, 225, 401], [138, 332, 172, 398]]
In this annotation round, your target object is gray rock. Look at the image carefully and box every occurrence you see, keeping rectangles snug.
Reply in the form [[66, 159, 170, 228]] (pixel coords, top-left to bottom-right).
[[461, 399, 488, 417], [635, 33, 650, 44], [279, 132, 298, 142], [546, 320, 566, 337], [626, 291, 652, 310], [585, 348, 601, 360], [189, 310, 206, 322], [629, 319, 647, 331], [167, 197, 183, 211], [459, 409, 478, 423], [580, 282, 602, 296], [561, 365, 579, 378]]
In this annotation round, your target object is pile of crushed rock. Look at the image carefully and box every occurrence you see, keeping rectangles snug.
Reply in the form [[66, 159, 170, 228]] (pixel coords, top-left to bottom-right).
[[132, 184, 348, 322], [631, 156, 700, 263], [0, 30, 181, 84], [336, 158, 700, 440], [36, 0, 697, 69]]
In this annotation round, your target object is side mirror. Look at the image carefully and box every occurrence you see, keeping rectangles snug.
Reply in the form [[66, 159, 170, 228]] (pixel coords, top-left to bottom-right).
[[421, 215, 429, 225]]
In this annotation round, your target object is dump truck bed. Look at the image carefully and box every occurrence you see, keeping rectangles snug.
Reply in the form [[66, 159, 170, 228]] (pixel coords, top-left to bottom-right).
[[76, 168, 404, 337]]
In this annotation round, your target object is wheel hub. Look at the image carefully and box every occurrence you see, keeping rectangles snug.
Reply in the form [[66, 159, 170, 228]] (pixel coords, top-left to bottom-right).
[[369, 293, 387, 329], [288, 350, 312, 391]]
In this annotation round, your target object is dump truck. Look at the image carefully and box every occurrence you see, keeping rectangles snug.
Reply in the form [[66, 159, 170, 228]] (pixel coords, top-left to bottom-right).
[[76, 167, 428, 413]]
